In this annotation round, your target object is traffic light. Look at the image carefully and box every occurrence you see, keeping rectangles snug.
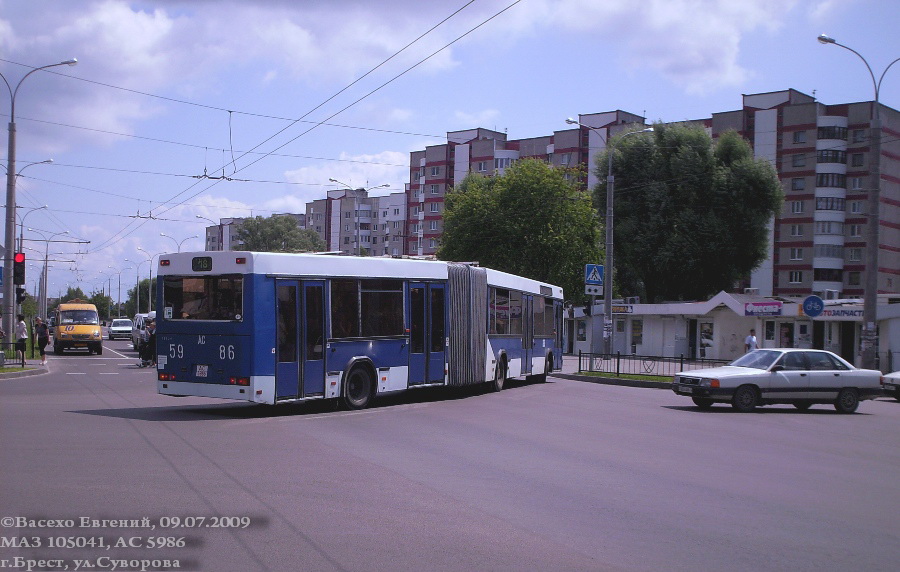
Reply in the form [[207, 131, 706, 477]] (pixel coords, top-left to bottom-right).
[[13, 252, 25, 285], [15, 287, 27, 304]]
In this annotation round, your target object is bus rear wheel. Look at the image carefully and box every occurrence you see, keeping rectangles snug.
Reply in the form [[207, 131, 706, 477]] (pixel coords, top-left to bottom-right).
[[490, 359, 506, 392], [343, 366, 373, 410]]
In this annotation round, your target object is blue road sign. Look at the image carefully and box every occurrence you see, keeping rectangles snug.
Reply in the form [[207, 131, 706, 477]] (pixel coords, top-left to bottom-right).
[[585, 264, 604, 286], [803, 295, 824, 317]]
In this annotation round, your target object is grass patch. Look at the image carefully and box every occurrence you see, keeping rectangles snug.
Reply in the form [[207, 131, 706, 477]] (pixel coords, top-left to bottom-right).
[[578, 371, 673, 383]]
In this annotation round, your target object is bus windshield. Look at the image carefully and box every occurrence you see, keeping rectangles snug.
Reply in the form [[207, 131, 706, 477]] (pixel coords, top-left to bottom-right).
[[163, 275, 243, 321], [59, 310, 99, 325]]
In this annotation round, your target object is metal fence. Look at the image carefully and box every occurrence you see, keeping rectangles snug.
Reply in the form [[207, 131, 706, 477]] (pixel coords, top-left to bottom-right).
[[578, 351, 731, 378]]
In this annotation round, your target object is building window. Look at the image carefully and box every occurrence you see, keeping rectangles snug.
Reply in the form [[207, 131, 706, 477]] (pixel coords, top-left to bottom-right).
[[430, 166, 440, 176], [848, 248, 862, 262], [790, 248, 803, 260], [430, 184, 439, 194], [814, 244, 843, 258], [850, 177, 863, 190], [792, 154, 806, 167], [852, 129, 866, 143], [394, 208, 400, 215], [816, 150, 846, 164], [413, 189, 420, 198], [850, 200, 862, 214], [816, 197, 845, 211], [412, 206, 419, 216], [850, 153, 864, 167], [790, 224, 803, 237], [814, 268, 843, 282], [791, 178, 806, 191], [848, 271, 861, 286], [791, 201, 804, 214], [815, 173, 846, 188], [789, 271, 803, 284], [429, 238, 436, 248], [476, 161, 487, 172], [815, 221, 843, 235], [430, 202, 439, 213], [848, 224, 862, 237], [494, 157, 512, 170], [560, 152, 571, 165], [817, 126, 847, 140], [792, 131, 807, 144], [429, 220, 438, 231]]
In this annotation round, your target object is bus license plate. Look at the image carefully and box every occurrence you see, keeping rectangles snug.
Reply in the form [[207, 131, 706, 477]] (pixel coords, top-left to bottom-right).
[[196, 364, 208, 378]]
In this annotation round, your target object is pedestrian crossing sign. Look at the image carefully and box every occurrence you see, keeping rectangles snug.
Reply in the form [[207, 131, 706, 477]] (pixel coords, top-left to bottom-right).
[[584, 264, 603, 286]]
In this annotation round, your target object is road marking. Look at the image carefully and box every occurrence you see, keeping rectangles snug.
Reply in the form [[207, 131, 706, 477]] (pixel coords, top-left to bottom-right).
[[66, 372, 87, 375]]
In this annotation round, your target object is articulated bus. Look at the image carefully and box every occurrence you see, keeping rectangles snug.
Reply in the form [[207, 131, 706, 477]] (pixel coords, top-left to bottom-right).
[[155, 252, 563, 409]]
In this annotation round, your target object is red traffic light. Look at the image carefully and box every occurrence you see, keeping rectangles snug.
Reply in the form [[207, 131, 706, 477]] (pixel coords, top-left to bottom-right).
[[14, 252, 25, 263]]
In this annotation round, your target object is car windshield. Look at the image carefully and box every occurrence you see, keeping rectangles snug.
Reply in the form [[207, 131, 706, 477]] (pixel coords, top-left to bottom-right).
[[729, 349, 781, 370], [112, 320, 132, 327], [59, 309, 99, 326]]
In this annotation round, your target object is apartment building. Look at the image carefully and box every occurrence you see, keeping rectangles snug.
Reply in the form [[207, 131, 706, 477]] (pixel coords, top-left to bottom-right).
[[711, 89, 899, 298], [203, 213, 306, 252]]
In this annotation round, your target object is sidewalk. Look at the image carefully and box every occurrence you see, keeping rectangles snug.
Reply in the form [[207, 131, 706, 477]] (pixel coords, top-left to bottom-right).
[[0, 358, 47, 379]]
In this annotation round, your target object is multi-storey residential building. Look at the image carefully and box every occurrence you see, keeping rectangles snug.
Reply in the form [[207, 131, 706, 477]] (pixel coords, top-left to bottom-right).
[[711, 89, 899, 299], [303, 189, 406, 255], [202, 213, 305, 252]]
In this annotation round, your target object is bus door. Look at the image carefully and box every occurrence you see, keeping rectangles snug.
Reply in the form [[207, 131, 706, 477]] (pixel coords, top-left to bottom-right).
[[275, 280, 326, 400], [522, 295, 533, 375], [408, 283, 446, 385]]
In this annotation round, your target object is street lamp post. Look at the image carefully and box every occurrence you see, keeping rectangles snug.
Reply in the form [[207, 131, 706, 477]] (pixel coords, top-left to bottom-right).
[[160, 233, 198, 253], [17, 203, 48, 253], [137, 247, 163, 313], [108, 265, 132, 318], [818, 34, 900, 369], [27, 229, 68, 319], [1, 57, 77, 340], [566, 119, 652, 354]]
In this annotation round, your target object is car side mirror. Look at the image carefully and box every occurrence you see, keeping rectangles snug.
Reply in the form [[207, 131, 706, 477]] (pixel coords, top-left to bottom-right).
[[771, 365, 784, 372]]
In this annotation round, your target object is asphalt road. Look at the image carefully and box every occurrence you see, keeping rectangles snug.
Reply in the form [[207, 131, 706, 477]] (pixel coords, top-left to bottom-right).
[[1, 342, 899, 571]]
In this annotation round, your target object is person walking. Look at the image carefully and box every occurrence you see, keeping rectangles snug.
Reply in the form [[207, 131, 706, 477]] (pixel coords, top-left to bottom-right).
[[15, 314, 28, 367], [33, 317, 50, 366], [744, 329, 758, 353]]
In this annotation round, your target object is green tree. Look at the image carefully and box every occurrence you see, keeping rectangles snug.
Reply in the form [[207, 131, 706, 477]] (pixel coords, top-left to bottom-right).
[[438, 158, 601, 303], [235, 215, 326, 252], [88, 291, 114, 321], [594, 124, 783, 302], [123, 278, 155, 317]]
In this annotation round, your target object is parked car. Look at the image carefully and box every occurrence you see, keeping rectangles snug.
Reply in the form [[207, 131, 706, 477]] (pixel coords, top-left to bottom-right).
[[672, 348, 884, 413], [108, 318, 133, 340], [882, 371, 900, 401]]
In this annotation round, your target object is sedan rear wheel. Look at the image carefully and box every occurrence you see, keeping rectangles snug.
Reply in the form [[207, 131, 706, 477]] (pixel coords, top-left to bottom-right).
[[834, 388, 859, 414], [731, 385, 758, 413]]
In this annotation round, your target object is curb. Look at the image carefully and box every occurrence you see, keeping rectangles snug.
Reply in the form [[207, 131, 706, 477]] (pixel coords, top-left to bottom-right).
[[0, 366, 46, 379], [553, 372, 671, 389]]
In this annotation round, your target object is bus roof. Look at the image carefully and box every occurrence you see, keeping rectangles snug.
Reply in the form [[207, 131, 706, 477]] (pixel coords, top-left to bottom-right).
[[57, 302, 98, 311], [158, 251, 564, 299]]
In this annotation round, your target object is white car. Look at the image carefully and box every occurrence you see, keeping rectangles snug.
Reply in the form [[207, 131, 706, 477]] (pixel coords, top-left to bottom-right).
[[672, 348, 884, 413], [108, 318, 133, 340], [882, 371, 900, 401]]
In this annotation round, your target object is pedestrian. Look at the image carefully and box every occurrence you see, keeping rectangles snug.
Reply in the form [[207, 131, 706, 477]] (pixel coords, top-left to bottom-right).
[[15, 314, 28, 367], [140, 319, 157, 367], [33, 317, 50, 366], [744, 328, 758, 353]]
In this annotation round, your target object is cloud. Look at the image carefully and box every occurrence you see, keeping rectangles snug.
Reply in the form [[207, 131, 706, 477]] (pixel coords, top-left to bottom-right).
[[284, 149, 409, 198], [454, 109, 501, 129]]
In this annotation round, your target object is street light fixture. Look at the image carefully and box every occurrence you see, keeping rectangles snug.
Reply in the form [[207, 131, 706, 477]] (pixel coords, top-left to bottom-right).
[[160, 232, 198, 253], [2, 57, 77, 339], [17, 202, 48, 252], [566, 118, 653, 355], [817, 34, 900, 369], [108, 265, 133, 318]]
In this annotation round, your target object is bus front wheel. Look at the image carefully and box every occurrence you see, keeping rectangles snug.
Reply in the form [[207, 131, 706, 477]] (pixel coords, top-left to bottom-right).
[[343, 366, 374, 410]]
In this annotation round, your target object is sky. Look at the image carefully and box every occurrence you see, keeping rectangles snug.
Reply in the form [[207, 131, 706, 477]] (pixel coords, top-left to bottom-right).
[[0, 0, 898, 304]]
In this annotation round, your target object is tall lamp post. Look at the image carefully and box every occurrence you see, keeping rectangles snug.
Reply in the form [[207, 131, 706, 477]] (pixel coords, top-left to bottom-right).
[[27, 228, 68, 319], [108, 265, 132, 318], [1, 57, 77, 340], [818, 34, 900, 369], [566, 119, 653, 354], [137, 247, 164, 313], [17, 203, 48, 252]]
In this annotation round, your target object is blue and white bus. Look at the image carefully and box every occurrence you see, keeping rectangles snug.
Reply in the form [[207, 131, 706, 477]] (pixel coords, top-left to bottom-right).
[[155, 252, 563, 409]]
